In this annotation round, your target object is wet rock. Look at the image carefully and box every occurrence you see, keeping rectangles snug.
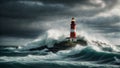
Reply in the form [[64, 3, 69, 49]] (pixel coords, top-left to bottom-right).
[[29, 38, 88, 52]]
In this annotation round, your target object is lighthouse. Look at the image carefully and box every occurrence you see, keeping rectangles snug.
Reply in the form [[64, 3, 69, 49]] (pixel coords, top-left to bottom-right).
[[70, 18, 77, 41]]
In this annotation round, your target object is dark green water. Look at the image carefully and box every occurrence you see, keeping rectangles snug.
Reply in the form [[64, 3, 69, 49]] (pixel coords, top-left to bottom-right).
[[0, 45, 120, 68]]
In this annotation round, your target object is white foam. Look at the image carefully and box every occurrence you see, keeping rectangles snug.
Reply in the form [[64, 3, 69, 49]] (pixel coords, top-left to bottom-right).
[[19, 29, 66, 50], [56, 45, 85, 57]]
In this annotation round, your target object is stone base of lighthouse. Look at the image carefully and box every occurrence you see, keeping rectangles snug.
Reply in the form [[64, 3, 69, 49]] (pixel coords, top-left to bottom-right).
[[70, 38, 77, 42]]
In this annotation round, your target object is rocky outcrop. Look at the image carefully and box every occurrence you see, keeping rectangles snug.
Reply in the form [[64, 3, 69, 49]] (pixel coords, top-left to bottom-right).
[[29, 38, 88, 52]]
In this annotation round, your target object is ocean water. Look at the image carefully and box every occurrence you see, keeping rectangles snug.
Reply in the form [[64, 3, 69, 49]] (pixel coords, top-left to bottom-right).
[[0, 30, 120, 68]]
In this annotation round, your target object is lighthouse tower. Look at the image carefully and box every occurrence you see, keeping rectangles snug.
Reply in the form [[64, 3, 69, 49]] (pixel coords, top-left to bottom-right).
[[70, 18, 77, 41]]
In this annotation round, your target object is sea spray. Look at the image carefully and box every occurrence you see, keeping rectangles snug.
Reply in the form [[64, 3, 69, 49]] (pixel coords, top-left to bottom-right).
[[19, 29, 66, 50]]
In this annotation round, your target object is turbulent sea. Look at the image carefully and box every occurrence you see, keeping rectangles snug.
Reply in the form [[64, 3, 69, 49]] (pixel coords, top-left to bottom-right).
[[0, 30, 120, 68]]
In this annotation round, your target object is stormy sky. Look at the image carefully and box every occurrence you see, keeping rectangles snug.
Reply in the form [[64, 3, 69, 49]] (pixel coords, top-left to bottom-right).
[[0, 0, 120, 45]]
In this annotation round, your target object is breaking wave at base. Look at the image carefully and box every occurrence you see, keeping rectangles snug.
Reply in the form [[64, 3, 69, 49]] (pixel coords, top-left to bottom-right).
[[19, 29, 66, 50]]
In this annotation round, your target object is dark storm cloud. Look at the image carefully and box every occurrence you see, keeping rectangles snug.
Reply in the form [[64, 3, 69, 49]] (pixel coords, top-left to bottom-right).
[[0, 0, 103, 5], [80, 14, 120, 33], [0, 0, 66, 38], [0, 0, 119, 39]]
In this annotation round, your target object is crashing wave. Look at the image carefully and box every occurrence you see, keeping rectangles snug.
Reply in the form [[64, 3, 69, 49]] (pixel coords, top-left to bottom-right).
[[17, 29, 120, 53]]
